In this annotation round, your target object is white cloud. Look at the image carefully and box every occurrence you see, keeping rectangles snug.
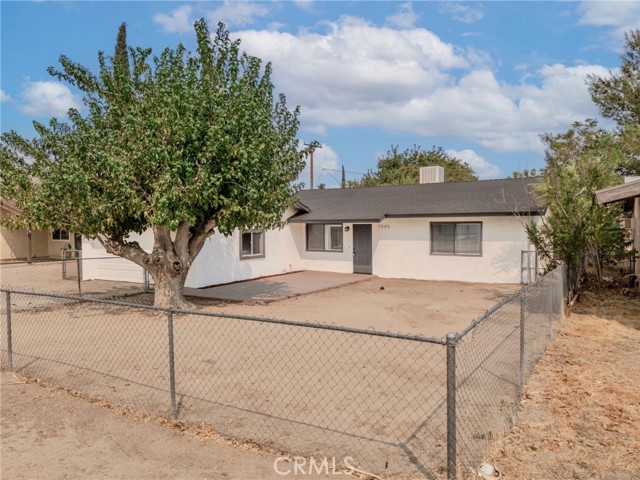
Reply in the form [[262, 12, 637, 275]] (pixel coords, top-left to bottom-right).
[[298, 142, 340, 188], [578, 1, 640, 40], [0, 89, 10, 102], [19, 81, 80, 117], [386, 2, 419, 29], [153, 5, 193, 34], [206, 1, 270, 27], [439, 2, 484, 24], [293, 0, 314, 13], [446, 148, 501, 179], [235, 16, 468, 106], [234, 17, 606, 153]]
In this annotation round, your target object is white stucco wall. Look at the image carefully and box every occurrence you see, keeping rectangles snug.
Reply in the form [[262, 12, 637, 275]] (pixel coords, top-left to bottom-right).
[[188, 223, 300, 288], [291, 223, 354, 274], [82, 230, 152, 285], [373, 216, 538, 284], [81, 212, 538, 287], [81, 207, 302, 288]]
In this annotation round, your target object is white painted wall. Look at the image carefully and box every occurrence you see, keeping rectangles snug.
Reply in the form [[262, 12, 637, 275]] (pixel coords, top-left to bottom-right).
[[81, 207, 302, 288], [291, 223, 354, 274], [82, 230, 152, 285], [188, 220, 300, 288], [82, 211, 538, 287], [373, 216, 538, 284]]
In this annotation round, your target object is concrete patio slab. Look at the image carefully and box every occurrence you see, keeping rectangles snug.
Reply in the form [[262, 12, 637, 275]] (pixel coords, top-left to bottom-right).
[[184, 270, 371, 303]]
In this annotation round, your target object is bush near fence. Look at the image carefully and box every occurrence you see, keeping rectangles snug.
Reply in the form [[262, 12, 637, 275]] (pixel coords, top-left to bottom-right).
[[0, 264, 566, 479]]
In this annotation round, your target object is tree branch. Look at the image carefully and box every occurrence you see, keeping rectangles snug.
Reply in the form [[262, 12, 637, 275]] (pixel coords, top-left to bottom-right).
[[97, 234, 150, 268], [188, 219, 216, 260]]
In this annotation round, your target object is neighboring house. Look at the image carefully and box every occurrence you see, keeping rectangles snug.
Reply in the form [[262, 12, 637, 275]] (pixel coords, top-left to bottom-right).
[[0, 201, 78, 261], [83, 168, 544, 286], [595, 177, 640, 283]]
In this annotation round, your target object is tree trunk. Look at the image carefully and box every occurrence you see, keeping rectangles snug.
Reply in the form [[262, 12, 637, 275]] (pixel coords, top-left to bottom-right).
[[97, 220, 215, 310], [149, 264, 191, 309]]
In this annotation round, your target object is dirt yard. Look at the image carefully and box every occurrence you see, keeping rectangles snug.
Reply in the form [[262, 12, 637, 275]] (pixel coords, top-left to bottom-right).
[[0, 276, 521, 477], [1, 371, 287, 480], [2, 291, 638, 479], [208, 277, 520, 338], [484, 293, 640, 480]]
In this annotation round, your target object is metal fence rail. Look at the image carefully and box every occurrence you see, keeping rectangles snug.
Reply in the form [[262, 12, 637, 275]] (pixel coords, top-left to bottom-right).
[[0, 264, 567, 479], [0, 256, 152, 301]]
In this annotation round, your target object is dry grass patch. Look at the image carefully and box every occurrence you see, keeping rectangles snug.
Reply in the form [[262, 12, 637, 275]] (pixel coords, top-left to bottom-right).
[[485, 312, 640, 480]]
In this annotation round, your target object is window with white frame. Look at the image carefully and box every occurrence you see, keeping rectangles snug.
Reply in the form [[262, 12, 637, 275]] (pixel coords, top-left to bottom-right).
[[52, 229, 70, 241], [306, 224, 343, 252], [240, 230, 265, 259], [431, 222, 482, 256]]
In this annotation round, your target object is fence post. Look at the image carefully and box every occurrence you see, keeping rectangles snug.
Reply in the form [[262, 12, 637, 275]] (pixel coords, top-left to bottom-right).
[[519, 289, 526, 398], [446, 332, 458, 480], [5, 291, 13, 371], [167, 310, 178, 419], [76, 255, 82, 295], [143, 269, 149, 294], [548, 275, 554, 340]]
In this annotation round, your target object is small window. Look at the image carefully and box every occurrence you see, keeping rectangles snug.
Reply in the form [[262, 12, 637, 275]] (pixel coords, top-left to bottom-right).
[[52, 229, 70, 241], [306, 224, 343, 252], [240, 230, 265, 259], [431, 222, 482, 256]]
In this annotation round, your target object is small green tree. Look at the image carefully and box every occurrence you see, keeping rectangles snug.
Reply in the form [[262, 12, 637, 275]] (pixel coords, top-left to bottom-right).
[[588, 29, 640, 175], [353, 145, 477, 187], [0, 20, 308, 308], [525, 120, 627, 294]]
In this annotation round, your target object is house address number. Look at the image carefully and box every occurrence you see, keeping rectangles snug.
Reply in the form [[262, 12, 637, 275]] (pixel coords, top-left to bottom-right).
[[378, 224, 390, 229]]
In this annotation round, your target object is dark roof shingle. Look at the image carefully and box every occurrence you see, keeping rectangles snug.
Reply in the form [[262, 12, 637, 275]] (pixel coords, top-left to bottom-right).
[[289, 177, 543, 223]]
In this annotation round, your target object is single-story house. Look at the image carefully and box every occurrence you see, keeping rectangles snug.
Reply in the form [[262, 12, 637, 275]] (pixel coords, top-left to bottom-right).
[[595, 177, 640, 282], [82, 168, 544, 286], [0, 201, 80, 261]]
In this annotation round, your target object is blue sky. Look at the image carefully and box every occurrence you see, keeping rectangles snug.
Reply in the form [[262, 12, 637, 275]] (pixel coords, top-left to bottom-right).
[[1, 1, 639, 187]]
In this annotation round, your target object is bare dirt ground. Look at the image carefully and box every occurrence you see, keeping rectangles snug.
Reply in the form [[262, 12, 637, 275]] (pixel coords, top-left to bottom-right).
[[193, 277, 520, 339], [0, 276, 520, 478], [485, 291, 640, 480], [0, 371, 286, 480], [3, 276, 637, 479]]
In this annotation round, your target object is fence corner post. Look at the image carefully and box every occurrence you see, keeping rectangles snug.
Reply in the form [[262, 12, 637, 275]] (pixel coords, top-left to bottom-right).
[[5, 291, 13, 372], [548, 275, 554, 340], [519, 289, 526, 399], [167, 309, 178, 420], [446, 332, 458, 480]]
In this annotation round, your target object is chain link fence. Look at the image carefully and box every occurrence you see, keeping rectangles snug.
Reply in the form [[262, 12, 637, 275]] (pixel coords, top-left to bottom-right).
[[0, 256, 151, 301], [0, 264, 566, 479]]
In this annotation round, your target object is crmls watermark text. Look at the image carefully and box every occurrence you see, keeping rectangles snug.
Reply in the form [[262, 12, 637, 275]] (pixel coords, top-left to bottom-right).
[[273, 456, 356, 476]]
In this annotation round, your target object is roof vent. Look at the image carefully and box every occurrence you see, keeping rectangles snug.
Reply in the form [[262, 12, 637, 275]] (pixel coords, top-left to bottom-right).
[[419, 166, 444, 184]]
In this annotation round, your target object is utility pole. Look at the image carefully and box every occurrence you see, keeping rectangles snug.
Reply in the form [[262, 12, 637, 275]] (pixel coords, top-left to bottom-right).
[[304, 142, 321, 189]]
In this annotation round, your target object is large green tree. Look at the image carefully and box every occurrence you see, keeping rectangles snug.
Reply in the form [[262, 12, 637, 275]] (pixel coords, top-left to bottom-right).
[[588, 29, 640, 175], [525, 120, 627, 294], [0, 20, 308, 308], [351, 145, 477, 187]]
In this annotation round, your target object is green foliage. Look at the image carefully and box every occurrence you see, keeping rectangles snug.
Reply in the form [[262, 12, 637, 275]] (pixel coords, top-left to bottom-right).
[[0, 20, 308, 307], [352, 145, 477, 187], [525, 120, 628, 293], [588, 29, 640, 175], [1, 20, 306, 236], [511, 168, 537, 178]]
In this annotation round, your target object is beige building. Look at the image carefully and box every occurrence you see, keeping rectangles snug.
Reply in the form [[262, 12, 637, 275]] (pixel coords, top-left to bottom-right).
[[1, 202, 76, 261]]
